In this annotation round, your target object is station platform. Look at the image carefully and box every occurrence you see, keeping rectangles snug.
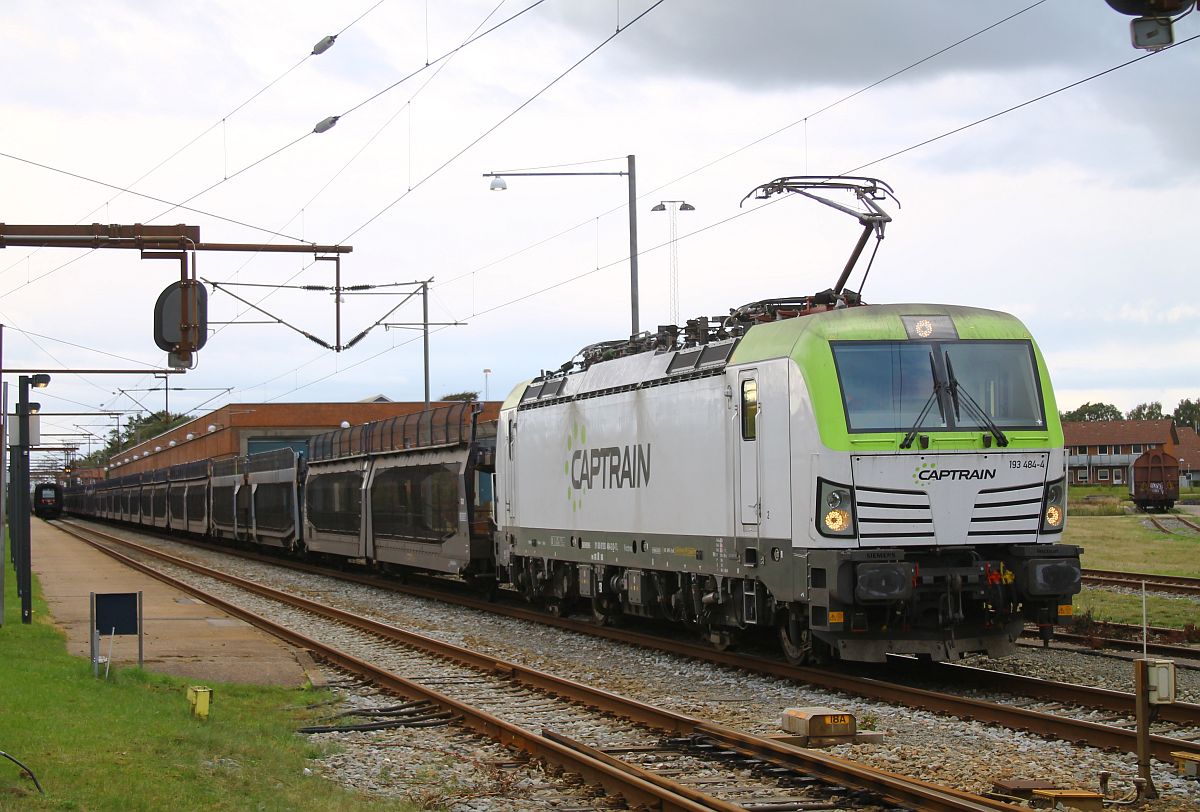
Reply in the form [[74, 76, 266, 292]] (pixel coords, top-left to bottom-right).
[[25, 519, 317, 687]]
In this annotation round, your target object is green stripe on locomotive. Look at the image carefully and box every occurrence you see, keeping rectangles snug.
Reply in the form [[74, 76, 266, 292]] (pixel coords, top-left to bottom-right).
[[730, 303, 1063, 452]]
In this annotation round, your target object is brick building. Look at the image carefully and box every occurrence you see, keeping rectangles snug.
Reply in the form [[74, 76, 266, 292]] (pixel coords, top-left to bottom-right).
[[106, 401, 500, 477], [1063, 419, 1179, 486]]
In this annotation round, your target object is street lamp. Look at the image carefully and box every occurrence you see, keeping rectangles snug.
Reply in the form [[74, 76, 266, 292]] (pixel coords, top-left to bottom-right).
[[484, 155, 642, 338], [651, 200, 696, 325], [483, 368, 492, 401]]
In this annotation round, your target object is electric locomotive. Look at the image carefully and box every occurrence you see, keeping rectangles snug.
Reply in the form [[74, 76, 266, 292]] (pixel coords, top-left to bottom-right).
[[495, 177, 1082, 663]]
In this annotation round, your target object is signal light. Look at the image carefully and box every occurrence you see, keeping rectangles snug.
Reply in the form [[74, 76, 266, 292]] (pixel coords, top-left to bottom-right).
[[824, 509, 851, 533]]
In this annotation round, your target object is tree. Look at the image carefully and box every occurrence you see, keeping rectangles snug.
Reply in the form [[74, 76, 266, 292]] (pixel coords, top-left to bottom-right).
[[1174, 397, 1200, 429], [73, 410, 193, 469], [1126, 401, 1163, 421], [1061, 402, 1123, 422], [438, 391, 479, 402]]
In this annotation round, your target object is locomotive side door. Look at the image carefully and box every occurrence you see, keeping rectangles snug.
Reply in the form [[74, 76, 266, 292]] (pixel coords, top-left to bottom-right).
[[737, 370, 760, 527], [502, 415, 518, 526]]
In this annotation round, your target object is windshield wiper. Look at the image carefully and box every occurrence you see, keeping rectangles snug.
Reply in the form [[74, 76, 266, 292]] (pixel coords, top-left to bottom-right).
[[900, 354, 944, 449], [945, 355, 1008, 447]]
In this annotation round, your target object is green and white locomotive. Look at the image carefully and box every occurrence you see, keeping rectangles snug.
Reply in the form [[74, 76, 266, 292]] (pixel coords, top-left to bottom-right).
[[495, 178, 1081, 663]]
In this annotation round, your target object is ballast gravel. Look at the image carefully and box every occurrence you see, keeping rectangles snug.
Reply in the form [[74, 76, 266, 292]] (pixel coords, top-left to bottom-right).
[[85, 524, 1200, 810]]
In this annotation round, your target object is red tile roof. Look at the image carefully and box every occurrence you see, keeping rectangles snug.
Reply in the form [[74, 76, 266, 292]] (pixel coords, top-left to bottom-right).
[[1176, 426, 1200, 471], [1062, 419, 1178, 447]]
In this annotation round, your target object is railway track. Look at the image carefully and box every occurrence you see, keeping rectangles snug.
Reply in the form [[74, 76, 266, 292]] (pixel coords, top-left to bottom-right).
[[54, 519, 1013, 812], [1036, 623, 1200, 662], [1082, 569, 1200, 598], [1147, 515, 1175, 534], [56, 518, 1200, 767], [1176, 514, 1200, 532]]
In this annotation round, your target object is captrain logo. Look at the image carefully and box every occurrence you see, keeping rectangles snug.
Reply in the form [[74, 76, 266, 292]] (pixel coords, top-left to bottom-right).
[[564, 421, 651, 512], [913, 461, 996, 487]]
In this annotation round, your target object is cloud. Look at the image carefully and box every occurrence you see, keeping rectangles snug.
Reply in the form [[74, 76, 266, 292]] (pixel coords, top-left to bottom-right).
[[548, 2, 1137, 88]]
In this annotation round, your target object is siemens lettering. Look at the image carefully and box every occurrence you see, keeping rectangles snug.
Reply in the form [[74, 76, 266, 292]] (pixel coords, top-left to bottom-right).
[[918, 468, 997, 482], [570, 444, 651, 491]]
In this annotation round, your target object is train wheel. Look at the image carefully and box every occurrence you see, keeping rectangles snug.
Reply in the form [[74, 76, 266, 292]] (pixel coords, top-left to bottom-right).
[[591, 594, 619, 626], [779, 618, 828, 665]]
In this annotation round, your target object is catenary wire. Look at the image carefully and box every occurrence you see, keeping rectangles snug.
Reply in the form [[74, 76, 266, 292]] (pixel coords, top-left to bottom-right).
[[201, 0, 514, 336], [231, 29, 1198, 405], [219, 0, 671, 397], [0, 1, 392, 281], [435, 0, 1051, 290], [340, 0, 669, 244], [51, 7, 1194, 414], [145, 0, 551, 232]]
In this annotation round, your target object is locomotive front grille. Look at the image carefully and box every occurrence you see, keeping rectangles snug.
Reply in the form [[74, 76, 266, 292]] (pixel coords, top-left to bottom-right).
[[855, 485, 934, 540], [968, 482, 1042, 538]]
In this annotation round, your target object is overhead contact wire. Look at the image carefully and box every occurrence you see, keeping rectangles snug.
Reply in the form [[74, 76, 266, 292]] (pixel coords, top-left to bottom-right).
[[341, 0, 669, 243]]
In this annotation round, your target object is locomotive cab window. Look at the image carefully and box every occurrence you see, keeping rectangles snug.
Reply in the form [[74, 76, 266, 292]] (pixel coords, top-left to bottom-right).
[[832, 339, 1044, 433], [741, 379, 759, 440]]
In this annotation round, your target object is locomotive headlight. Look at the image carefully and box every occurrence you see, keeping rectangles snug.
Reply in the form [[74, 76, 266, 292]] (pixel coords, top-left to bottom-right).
[[824, 509, 851, 532], [816, 478, 857, 537], [1040, 476, 1066, 534]]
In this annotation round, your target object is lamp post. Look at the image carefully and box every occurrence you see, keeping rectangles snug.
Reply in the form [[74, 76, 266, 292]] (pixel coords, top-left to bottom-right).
[[15, 373, 49, 624], [650, 200, 695, 326], [483, 368, 492, 402], [484, 155, 642, 338]]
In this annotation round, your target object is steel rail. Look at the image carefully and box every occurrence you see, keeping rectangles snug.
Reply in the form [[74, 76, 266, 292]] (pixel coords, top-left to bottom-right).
[[1039, 629, 1200, 662], [56, 519, 1200, 762], [1082, 568, 1200, 597], [53, 520, 1012, 812], [1175, 515, 1200, 532], [901, 661, 1200, 727], [1147, 516, 1174, 534]]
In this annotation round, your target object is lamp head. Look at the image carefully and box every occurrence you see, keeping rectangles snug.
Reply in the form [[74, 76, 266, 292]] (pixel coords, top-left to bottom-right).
[[28, 402, 41, 415], [31, 373, 51, 388], [679, 202, 696, 211], [650, 203, 666, 211], [489, 176, 508, 191]]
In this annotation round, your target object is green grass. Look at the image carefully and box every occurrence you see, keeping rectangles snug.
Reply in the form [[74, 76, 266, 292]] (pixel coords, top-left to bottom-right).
[[1060, 514, 1200, 630], [0, 556, 417, 811], [1063, 515, 1200, 578], [1072, 587, 1200, 630]]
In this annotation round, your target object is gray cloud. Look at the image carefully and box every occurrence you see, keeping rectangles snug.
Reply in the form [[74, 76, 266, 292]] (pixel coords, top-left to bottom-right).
[[547, 2, 1144, 89]]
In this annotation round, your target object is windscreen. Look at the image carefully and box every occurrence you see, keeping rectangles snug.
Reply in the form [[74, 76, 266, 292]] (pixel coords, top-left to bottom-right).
[[943, 342, 1043, 427], [833, 343, 944, 431], [832, 340, 1044, 432]]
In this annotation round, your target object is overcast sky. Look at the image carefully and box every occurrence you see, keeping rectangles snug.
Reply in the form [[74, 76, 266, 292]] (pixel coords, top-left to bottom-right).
[[2, 1, 1198, 463]]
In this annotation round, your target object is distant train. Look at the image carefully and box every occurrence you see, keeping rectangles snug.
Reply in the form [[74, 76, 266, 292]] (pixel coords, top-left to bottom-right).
[[33, 482, 63, 519], [1130, 448, 1179, 512]]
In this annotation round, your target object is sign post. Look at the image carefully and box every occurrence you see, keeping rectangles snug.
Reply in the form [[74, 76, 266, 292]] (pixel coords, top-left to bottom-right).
[[90, 591, 143, 678]]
